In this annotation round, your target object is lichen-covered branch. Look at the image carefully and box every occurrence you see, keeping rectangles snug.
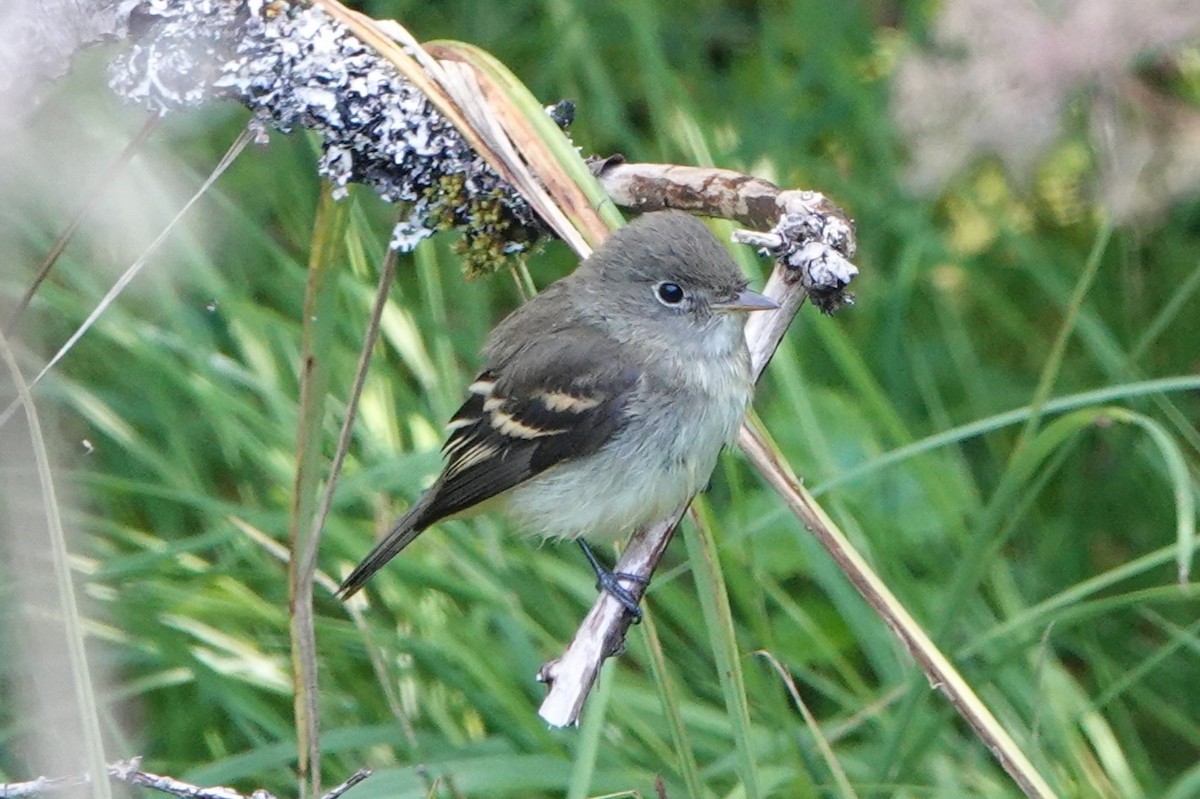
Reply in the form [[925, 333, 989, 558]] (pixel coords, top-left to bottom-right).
[[592, 156, 857, 313]]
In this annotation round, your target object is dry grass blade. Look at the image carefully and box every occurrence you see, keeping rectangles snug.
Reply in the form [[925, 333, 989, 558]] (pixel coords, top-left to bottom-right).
[[4, 116, 159, 336], [312, 0, 601, 254], [755, 650, 859, 799], [0, 128, 252, 430], [426, 42, 617, 247]]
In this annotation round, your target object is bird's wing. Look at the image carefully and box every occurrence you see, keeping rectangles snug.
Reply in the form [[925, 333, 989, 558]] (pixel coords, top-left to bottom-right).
[[337, 326, 639, 600], [422, 328, 642, 524]]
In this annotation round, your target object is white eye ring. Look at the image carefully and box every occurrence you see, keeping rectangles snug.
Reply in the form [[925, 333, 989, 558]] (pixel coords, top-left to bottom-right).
[[655, 281, 685, 306]]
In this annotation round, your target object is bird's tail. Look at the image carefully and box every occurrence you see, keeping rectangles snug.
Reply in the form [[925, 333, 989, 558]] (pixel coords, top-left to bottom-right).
[[337, 491, 436, 599]]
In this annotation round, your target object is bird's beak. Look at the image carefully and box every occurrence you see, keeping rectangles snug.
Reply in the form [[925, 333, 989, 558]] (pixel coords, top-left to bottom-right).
[[711, 288, 779, 313]]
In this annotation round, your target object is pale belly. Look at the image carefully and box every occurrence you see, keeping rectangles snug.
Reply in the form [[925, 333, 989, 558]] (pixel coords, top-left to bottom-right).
[[500, 347, 752, 542]]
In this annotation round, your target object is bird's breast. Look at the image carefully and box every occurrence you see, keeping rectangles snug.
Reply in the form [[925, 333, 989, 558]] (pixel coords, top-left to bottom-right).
[[502, 342, 753, 542]]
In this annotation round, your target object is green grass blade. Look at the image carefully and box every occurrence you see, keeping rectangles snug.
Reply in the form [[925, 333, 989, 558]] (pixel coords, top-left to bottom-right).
[[1102, 408, 1196, 583], [683, 502, 770, 799], [639, 608, 713, 799], [567, 653, 614, 799], [290, 184, 351, 797]]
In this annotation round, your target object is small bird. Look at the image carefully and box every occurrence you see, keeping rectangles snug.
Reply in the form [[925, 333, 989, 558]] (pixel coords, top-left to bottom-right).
[[338, 210, 776, 614]]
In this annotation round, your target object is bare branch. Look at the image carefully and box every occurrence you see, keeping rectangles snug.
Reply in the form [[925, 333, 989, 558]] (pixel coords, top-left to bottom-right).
[[589, 157, 850, 229]]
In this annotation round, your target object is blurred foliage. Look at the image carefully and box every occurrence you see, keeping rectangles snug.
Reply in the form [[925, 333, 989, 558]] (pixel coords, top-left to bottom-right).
[[2, 1, 1200, 798]]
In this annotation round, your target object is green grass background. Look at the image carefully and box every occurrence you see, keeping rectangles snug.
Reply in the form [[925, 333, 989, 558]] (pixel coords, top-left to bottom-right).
[[2, 1, 1200, 797]]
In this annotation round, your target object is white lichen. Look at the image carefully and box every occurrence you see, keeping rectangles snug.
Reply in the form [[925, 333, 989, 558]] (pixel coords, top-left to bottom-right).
[[110, 0, 537, 267], [733, 202, 858, 314]]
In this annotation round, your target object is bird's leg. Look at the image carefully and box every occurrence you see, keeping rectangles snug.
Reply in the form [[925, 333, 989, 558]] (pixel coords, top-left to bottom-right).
[[577, 539, 647, 622]]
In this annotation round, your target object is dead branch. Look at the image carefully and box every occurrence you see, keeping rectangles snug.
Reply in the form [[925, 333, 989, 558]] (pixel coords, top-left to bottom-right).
[[590, 155, 846, 230]]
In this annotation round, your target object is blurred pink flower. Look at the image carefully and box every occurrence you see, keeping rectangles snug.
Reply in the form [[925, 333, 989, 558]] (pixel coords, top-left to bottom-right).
[[893, 0, 1200, 219]]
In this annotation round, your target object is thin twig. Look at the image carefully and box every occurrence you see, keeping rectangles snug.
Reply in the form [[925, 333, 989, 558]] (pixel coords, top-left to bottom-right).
[[302, 246, 398, 586], [317, 769, 372, 799]]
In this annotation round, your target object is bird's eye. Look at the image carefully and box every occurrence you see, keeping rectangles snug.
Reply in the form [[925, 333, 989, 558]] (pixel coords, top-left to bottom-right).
[[655, 282, 685, 306]]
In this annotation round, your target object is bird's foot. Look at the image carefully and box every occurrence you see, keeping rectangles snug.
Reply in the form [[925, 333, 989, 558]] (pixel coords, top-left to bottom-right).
[[594, 569, 647, 622], [577, 540, 648, 622]]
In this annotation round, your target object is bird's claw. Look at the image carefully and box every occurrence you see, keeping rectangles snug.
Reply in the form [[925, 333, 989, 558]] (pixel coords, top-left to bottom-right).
[[577, 540, 647, 622], [594, 569, 646, 622]]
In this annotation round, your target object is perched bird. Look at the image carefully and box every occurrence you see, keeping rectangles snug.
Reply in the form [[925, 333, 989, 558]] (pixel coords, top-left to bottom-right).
[[338, 210, 776, 614]]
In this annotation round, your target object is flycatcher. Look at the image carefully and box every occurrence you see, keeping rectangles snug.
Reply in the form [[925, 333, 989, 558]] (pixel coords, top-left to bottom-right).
[[338, 210, 776, 614]]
